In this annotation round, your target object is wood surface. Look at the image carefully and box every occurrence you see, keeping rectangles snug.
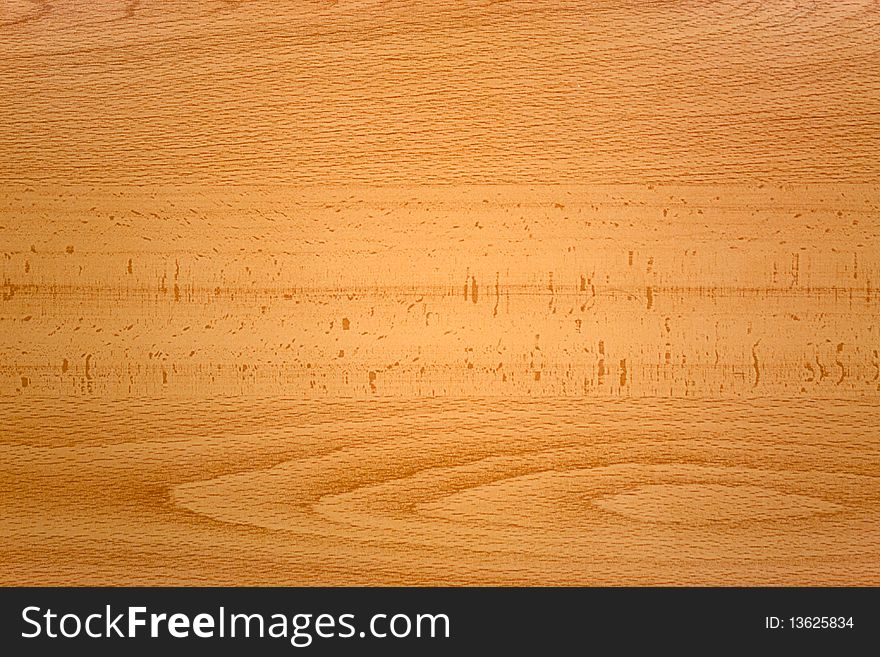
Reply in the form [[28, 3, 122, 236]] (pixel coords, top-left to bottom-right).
[[1, 0, 879, 585]]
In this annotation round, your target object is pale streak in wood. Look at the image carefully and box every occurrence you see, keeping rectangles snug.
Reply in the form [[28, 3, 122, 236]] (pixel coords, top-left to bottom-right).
[[1, 0, 879, 585]]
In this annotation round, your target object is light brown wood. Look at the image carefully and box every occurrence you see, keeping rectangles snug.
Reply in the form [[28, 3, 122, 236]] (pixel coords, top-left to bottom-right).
[[1, 0, 879, 585]]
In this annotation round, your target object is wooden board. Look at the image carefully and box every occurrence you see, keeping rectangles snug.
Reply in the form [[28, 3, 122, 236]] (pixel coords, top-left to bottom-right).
[[1, 0, 879, 585]]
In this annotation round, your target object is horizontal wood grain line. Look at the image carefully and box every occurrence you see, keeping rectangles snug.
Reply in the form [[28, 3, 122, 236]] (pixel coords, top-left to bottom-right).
[[1, 1, 879, 184], [2, 183, 878, 398]]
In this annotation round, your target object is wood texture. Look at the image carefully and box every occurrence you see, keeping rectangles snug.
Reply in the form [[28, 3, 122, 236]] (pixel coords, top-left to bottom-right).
[[1, 0, 879, 585]]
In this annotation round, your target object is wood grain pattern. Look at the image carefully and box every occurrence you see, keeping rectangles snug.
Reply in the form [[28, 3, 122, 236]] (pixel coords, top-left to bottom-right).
[[1, 0, 879, 585]]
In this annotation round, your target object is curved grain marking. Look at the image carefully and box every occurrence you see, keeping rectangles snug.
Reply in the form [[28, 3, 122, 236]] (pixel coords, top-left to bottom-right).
[[0, 0, 49, 29], [594, 484, 843, 524]]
